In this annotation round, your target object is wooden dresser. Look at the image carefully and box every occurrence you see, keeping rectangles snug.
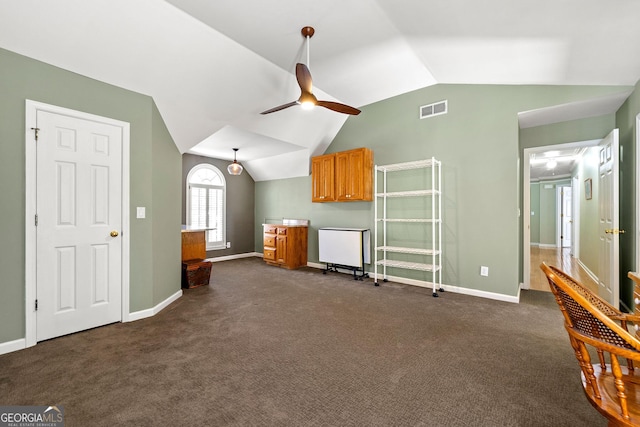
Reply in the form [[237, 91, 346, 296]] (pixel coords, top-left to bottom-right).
[[263, 224, 308, 269]]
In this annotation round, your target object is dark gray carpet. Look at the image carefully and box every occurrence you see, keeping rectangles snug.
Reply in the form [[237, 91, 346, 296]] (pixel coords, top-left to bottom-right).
[[0, 258, 604, 426]]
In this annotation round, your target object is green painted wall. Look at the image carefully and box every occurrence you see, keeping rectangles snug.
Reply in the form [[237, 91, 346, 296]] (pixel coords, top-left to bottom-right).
[[530, 183, 540, 243], [152, 102, 182, 306], [520, 115, 616, 150], [0, 47, 181, 343], [575, 147, 601, 276], [256, 84, 631, 298], [539, 182, 557, 246], [616, 79, 640, 310]]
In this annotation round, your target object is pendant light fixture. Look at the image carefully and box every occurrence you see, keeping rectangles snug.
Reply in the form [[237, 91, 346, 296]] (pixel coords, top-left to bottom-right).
[[227, 148, 243, 175]]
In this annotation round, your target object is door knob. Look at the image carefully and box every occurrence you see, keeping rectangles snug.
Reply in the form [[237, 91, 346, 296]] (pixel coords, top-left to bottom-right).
[[110, 230, 119, 237], [605, 229, 626, 235]]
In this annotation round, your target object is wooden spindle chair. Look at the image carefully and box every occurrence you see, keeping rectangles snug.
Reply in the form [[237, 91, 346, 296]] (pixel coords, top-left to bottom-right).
[[540, 262, 640, 426]]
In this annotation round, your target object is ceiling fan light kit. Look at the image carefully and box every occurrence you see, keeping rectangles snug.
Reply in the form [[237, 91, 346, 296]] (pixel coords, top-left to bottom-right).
[[261, 26, 361, 116], [227, 148, 243, 175]]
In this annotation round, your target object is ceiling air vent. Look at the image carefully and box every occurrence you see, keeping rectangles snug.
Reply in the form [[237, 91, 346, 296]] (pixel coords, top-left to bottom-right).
[[420, 100, 448, 119]]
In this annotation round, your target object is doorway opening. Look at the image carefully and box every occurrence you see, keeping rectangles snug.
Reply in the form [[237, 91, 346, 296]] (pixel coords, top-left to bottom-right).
[[523, 140, 601, 293]]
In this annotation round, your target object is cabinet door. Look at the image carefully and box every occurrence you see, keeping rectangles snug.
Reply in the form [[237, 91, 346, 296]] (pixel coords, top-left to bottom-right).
[[336, 148, 372, 201], [276, 235, 287, 264], [311, 154, 335, 202]]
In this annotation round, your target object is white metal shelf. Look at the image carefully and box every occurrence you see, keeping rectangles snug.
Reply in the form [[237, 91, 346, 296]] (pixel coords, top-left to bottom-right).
[[376, 259, 441, 272], [373, 157, 443, 297], [376, 246, 440, 256], [376, 189, 439, 198], [375, 159, 437, 172], [376, 218, 441, 223]]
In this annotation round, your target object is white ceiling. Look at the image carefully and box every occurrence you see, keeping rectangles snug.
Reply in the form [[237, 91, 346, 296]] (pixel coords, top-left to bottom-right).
[[1, 0, 639, 181], [529, 147, 585, 181]]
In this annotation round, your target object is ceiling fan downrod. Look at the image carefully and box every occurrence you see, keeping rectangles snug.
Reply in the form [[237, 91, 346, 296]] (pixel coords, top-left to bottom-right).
[[301, 26, 314, 68]]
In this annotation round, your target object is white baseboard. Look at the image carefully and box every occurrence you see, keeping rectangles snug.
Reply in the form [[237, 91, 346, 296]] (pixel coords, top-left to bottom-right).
[[208, 252, 261, 262], [577, 259, 599, 283], [307, 263, 520, 304], [0, 338, 26, 355], [0, 290, 183, 354], [374, 273, 519, 303], [127, 289, 182, 322], [438, 282, 520, 303], [537, 244, 557, 249]]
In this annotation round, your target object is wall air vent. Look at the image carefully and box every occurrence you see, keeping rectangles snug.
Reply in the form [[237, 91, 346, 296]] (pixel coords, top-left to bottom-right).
[[419, 100, 448, 119]]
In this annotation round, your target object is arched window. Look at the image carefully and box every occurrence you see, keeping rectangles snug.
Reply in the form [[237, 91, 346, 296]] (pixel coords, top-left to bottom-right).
[[186, 164, 226, 250]]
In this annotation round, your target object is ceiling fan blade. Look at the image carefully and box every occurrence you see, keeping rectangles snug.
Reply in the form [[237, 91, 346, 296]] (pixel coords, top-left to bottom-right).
[[316, 100, 361, 116], [260, 101, 299, 115], [296, 63, 313, 94]]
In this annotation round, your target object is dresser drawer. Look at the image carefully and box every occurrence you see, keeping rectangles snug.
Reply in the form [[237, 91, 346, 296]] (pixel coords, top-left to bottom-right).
[[263, 248, 276, 261], [277, 228, 287, 235], [264, 235, 276, 247], [264, 225, 277, 234]]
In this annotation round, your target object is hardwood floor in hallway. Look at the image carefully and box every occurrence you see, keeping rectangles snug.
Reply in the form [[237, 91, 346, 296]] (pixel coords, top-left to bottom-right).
[[530, 246, 599, 293]]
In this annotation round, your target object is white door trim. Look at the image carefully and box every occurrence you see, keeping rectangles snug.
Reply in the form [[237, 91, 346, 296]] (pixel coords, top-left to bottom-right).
[[556, 186, 562, 248], [636, 114, 640, 275], [25, 100, 130, 348]]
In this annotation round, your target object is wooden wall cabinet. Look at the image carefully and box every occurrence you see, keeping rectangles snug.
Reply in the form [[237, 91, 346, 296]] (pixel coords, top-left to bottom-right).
[[263, 224, 308, 269], [311, 153, 336, 202], [311, 147, 373, 203]]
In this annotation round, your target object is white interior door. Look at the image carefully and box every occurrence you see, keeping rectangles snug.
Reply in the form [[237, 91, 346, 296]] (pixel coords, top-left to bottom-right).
[[598, 129, 620, 308], [36, 110, 123, 341]]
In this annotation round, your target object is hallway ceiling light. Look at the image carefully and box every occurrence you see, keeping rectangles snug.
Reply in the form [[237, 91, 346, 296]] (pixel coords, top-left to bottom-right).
[[227, 148, 243, 175], [546, 159, 557, 169]]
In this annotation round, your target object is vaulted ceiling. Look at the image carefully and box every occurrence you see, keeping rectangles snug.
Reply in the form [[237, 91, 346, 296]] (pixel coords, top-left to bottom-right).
[[1, 0, 639, 180]]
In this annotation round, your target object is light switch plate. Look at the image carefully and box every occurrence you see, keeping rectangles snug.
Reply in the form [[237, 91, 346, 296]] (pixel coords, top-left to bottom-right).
[[136, 207, 146, 219], [480, 266, 489, 277]]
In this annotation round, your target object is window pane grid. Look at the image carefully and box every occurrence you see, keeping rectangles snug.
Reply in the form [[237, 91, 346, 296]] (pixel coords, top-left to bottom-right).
[[187, 165, 226, 250], [208, 188, 223, 244]]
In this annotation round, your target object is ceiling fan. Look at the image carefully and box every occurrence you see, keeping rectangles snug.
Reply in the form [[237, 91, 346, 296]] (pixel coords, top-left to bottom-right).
[[261, 26, 361, 116]]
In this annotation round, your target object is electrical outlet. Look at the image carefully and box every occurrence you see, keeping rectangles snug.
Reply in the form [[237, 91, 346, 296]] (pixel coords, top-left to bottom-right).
[[226, 242, 230, 248], [480, 266, 489, 277]]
